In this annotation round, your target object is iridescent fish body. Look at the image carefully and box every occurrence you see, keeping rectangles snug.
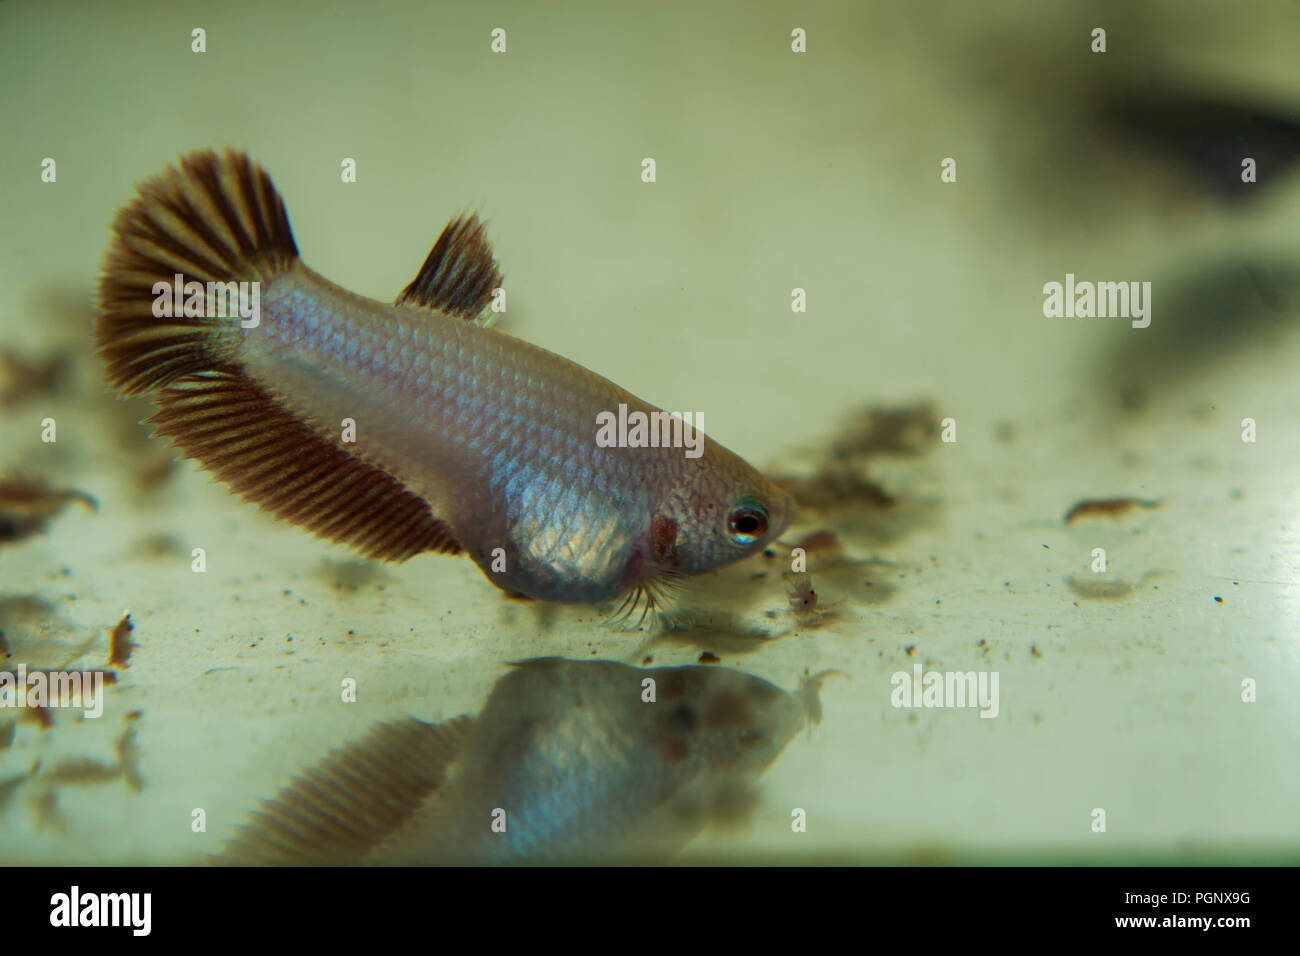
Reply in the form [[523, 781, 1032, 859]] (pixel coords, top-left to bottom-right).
[[221, 658, 815, 864], [96, 150, 794, 614]]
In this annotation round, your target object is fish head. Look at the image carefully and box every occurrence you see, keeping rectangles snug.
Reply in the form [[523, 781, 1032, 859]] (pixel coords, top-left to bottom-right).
[[657, 446, 796, 577], [651, 665, 805, 780]]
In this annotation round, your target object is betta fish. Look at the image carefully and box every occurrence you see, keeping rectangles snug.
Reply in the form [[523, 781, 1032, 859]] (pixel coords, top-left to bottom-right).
[[95, 150, 794, 619]]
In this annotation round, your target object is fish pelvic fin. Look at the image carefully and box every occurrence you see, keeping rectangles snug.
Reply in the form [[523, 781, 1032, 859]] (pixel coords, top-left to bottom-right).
[[605, 567, 687, 630], [97, 148, 298, 395], [216, 715, 473, 866], [396, 214, 503, 321]]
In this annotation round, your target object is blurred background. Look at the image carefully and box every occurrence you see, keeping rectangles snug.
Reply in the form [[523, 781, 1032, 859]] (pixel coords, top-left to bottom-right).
[[1, 0, 1298, 863]]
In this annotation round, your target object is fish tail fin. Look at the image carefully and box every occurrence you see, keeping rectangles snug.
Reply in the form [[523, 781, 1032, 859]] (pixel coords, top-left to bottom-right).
[[95, 151, 461, 562], [216, 716, 473, 866], [95, 148, 299, 395]]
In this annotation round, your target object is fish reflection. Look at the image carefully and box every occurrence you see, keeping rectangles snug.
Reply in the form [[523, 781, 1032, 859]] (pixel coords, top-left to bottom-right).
[[222, 658, 826, 865]]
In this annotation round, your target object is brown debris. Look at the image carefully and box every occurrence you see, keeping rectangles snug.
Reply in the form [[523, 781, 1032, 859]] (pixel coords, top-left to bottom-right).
[[0, 477, 97, 545], [828, 403, 939, 458], [44, 757, 122, 786], [1064, 497, 1162, 524], [116, 727, 144, 793], [791, 529, 844, 557], [21, 703, 53, 729], [21, 727, 145, 807], [772, 401, 937, 517], [0, 348, 70, 405], [3, 668, 116, 687], [107, 614, 136, 668], [775, 464, 897, 511]]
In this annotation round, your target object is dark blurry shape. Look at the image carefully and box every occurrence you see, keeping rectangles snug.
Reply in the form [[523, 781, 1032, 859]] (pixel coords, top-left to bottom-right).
[[33, 286, 98, 338], [0, 595, 57, 632], [798, 669, 846, 729], [653, 607, 777, 655], [1067, 574, 1134, 601], [13, 729, 146, 836], [313, 558, 395, 593], [0, 477, 97, 545], [107, 614, 135, 668], [115, 726, 143, 793], [1118, 383, 1149, 414], [0, 719, 13, 750], [26, 787, 61, 831], [43, 757, 121, 786], [222, 658, 816, 865], [0, 348, 71, 405], [774, 401, 940, 547], [21, 702, 52, 729], [1104, 258, 1300, 398], [790, 529, 843, 558], [132, 454, 177, 493], [0, 595, 60, 647], [0, 763, 34, 814], [1064, 497, 1162, 525], [1098, 90, 1300, 202], [777, 465, 897, 511], [134, 533, 183, 559], [697, 651, 721, 664], [828, 403, 939, 458]]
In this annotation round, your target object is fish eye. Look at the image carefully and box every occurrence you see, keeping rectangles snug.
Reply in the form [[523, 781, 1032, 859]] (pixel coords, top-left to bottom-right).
[[726, 501, 768, 544]]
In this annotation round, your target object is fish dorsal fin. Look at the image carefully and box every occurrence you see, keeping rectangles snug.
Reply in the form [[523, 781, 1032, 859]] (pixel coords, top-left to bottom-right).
[[396, 214, 502, 320], [217, 715, 473, 865]]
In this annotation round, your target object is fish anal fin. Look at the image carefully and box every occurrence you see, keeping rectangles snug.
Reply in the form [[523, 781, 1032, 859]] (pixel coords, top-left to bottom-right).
[[218, 715, 473, 866], [396, 214, 502, 320], [150, 371, 461, 561]]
